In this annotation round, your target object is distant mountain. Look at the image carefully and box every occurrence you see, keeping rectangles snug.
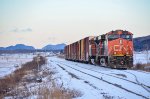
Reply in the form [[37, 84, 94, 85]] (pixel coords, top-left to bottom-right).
[[1, 35, 149, 52], [134, 35, 150, 51], [42, 43, 66, 50], [0, 44, 35, 50], [0, 47, 5, 50]]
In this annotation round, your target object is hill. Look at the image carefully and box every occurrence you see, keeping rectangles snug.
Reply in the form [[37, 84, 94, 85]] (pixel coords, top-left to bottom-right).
[[0, 44, 35, 50], [133, 35, 150, 51], [42, 43, 66, 50]]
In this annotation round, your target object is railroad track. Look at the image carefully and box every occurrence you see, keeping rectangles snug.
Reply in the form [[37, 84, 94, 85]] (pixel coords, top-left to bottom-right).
[[58, 61, 150, 90], [55, 61, 150, 99], [122, 71, 150, 93]]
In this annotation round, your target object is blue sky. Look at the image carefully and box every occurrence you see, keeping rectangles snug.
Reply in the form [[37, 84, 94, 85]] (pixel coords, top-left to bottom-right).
[[0, 0, 150, 48]]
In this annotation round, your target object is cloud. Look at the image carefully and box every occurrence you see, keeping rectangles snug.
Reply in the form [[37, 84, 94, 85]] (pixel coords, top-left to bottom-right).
[[12, 28, 19, 32], [22, 28, 32, 32], [11, 28, 32, 33], [48, 37, 56, 41], [17, 37, 24, 40]]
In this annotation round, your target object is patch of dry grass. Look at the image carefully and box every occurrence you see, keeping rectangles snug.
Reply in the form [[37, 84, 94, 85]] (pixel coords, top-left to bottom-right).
[[133, 63, 150, 72], [36, 85, 82, 99], [57, 54, 65, 59], [0, 56, 46, 98], [0, 55, 82, 99]]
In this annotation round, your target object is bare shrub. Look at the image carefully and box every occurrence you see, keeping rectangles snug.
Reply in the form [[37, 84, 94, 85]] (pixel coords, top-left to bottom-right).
[[133, 62, 150, 72], [36, 85, 82, 99], [143, 63, 150, 72], [0, 55, 82, 99], [57, 54, 65, 59], [0, 56, 46, 98], [135, 63, 144, 70]]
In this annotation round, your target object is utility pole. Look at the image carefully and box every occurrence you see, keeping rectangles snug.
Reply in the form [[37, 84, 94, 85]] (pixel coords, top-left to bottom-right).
[[144, 44, 149, 65], [146, 45, 149, 65], [36, 54, 42, 82]]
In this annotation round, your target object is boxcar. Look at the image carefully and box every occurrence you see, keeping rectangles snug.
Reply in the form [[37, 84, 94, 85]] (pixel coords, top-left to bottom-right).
[[65, 36, 95, 63]]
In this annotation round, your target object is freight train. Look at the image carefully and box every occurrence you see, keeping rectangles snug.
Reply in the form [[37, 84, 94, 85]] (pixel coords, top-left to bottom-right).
[[64, 30, 133, 69]]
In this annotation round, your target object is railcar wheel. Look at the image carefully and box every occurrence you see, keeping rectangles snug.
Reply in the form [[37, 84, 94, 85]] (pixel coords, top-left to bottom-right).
[[100, 58, 107, 66]]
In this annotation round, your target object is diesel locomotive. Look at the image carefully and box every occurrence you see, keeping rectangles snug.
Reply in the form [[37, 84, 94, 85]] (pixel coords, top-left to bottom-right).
[[64, 30, 133, 69]]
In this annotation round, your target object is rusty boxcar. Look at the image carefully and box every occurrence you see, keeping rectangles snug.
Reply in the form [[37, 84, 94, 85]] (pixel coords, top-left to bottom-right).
[[65, 36, 95, 63]]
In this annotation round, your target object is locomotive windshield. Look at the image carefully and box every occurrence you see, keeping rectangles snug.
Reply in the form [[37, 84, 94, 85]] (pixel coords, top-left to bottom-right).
[[108, 34, 120, 41], [120, 34, 132, 41], [108, 34, 132, 41]]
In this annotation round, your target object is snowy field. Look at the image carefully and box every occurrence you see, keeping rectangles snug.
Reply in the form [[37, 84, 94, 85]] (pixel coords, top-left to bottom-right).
[[0, 52, 150, 99], [47, 56, 150, 99], [0, 53, 35, 78], [134, 51, 150, 64]]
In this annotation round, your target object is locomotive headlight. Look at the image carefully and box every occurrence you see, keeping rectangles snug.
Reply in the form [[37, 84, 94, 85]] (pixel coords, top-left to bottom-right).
[[126, 52, 129, 55], [120, 39, 123, 44]]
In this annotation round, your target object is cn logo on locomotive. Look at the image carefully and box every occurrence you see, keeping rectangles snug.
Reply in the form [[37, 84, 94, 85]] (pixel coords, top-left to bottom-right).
[[113, 45, 132, 51]]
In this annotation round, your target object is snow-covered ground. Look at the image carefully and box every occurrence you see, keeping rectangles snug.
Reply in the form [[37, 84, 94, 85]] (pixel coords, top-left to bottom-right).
[[47, 56, 150, 99], [0, 53, 35, 78], [1, 52, 150, 99], [0, 52, 57, 79], [134, 51, 150, 64]]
